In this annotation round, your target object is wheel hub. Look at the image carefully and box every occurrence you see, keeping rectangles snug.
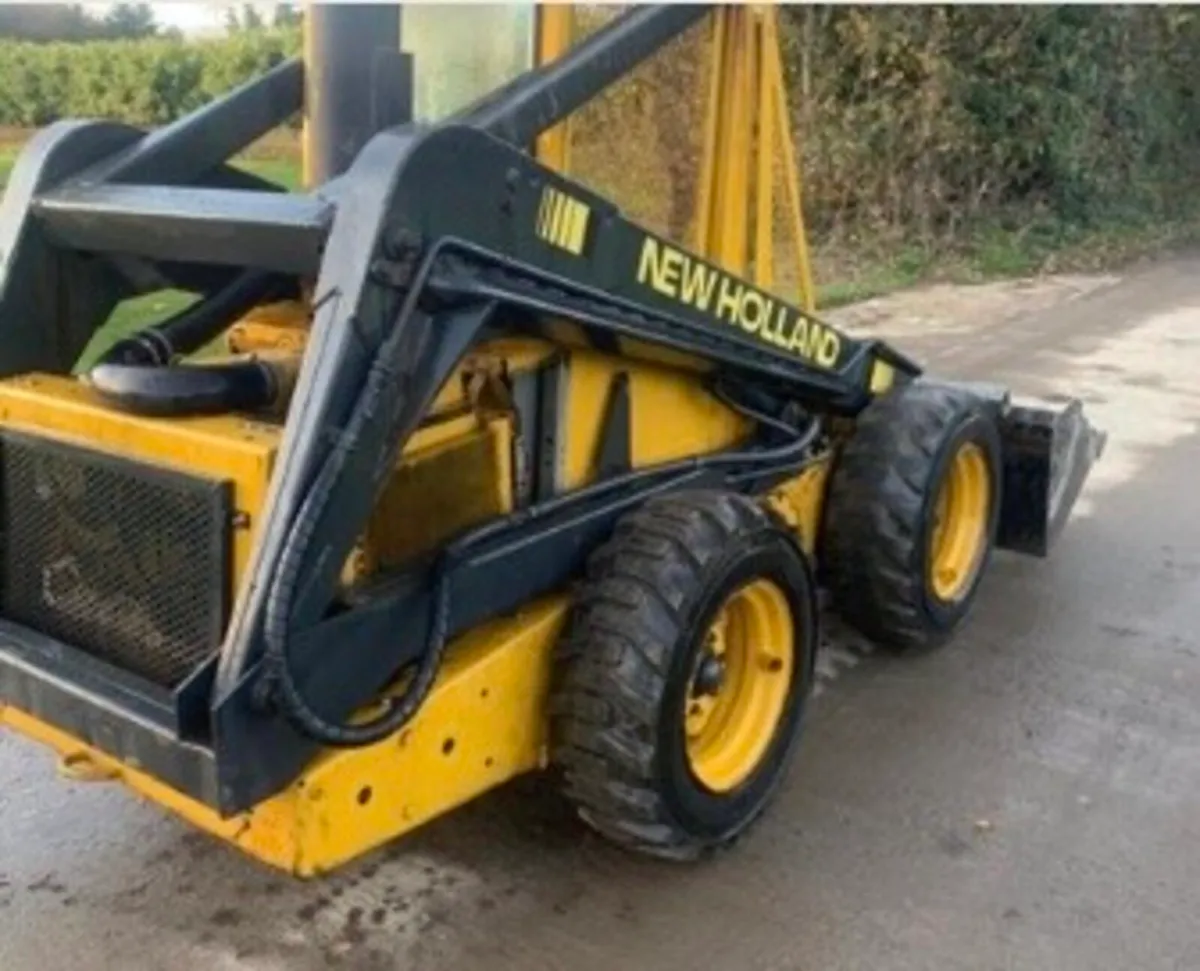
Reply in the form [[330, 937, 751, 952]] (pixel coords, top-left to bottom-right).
[[683, 579, 796, 794], [692, 651, 726, 696], [929, 440, 991, 602]]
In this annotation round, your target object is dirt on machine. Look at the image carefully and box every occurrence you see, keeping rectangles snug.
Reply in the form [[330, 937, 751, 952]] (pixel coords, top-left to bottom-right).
[[0, 4, 1103, 875]]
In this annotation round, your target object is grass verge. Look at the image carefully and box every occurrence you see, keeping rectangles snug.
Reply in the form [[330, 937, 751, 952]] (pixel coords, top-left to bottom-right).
[[811, 207, 1200, 308]]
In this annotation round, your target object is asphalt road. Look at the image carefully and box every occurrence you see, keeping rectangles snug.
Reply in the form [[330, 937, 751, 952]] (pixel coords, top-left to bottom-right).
[[3, 259, 1200, 971]]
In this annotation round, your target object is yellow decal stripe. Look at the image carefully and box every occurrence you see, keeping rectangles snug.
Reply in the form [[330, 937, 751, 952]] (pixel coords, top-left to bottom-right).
[[564, 198, 590, 255], [536, 186, 591, 256], [549, 189, 567, 248], [557, 195, 575, 249]]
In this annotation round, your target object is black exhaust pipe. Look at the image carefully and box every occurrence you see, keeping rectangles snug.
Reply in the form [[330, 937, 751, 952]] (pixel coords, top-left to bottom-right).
[[87, 269, 299, 416], [87, 354, 294, 417]]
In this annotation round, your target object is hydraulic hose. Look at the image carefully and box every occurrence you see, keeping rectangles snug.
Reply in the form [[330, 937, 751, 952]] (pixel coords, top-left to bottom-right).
[[260, 302, 434, 747], [98, 269, 290, 366], [260, 346, 823, 748]]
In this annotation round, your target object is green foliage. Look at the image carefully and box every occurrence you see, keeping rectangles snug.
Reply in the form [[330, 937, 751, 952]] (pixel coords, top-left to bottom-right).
[[0, 25, 300, 127], [777, 5, 1200, 249], [553, 5, 1200, 290]]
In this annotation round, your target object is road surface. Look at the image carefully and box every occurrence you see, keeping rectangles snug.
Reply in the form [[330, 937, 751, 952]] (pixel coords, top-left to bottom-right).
[[3, 258, 1200, 971]]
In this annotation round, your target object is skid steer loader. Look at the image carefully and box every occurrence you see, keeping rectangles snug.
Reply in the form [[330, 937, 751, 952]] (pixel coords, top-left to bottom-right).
[[0, 4, 1102, 875]]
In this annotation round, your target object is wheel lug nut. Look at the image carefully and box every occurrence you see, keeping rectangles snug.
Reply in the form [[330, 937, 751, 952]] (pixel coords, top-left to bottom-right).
[[693, 653, 725, 696]]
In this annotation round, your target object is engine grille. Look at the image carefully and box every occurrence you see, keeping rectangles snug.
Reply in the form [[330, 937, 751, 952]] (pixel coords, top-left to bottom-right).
[[0, 430, 232, 689]]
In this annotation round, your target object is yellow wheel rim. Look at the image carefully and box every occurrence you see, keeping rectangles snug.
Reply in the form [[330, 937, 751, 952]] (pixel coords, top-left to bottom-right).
[[684, 578, 795, 794], [929, 441, 991, 602]]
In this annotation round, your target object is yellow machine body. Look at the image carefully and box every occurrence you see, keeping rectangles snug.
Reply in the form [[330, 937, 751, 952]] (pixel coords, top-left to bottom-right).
[[0, 5, 836, 875], [0, 341, 831, 876]]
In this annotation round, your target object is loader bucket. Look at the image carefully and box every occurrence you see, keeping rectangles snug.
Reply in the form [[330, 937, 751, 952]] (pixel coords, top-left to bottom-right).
[[997, 396, 1107, 557]]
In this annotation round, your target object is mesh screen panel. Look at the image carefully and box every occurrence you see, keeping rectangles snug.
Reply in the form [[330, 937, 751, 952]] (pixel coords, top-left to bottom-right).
[[0, 431, 231, 689]]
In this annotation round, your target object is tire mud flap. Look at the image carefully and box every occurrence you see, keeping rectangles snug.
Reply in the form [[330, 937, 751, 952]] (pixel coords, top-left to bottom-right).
[[995, 397, 1106, 557]]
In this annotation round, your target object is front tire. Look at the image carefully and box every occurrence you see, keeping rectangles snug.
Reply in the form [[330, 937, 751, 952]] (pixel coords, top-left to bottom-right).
[[549, 490, 817, 861], [821, 380, 1003, 651]]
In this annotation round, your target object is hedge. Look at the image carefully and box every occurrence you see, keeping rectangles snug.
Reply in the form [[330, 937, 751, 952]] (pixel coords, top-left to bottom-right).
[[778, 5, 1200, 240]]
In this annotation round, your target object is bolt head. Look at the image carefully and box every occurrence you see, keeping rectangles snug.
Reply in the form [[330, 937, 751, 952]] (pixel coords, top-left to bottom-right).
[[693, 652, 726, 697]]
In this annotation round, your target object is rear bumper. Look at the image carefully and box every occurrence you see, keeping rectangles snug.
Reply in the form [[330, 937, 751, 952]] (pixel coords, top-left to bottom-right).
[[0, 616, 221, 806], [1, 595, 573, 879], [0, 626, 311, 876]]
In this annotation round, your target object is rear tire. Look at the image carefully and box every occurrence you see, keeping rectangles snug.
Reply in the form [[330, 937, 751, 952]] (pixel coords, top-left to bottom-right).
[[821, 380, 1003, 651], [549, 490, 817, 861]]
